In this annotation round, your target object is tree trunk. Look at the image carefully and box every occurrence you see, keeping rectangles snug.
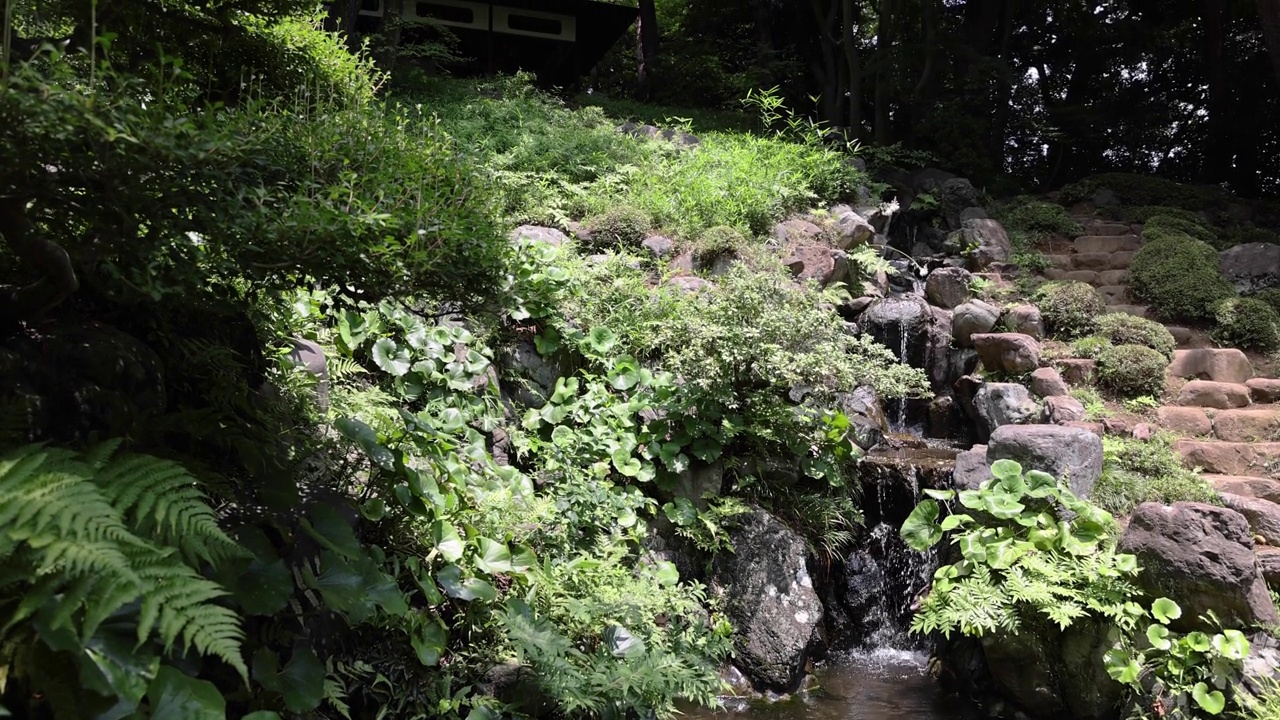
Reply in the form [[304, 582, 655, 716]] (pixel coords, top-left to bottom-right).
[[873, 0, 895, 145], [379, 0, 403, 75], [636, 0, 660, 99], [842, 0, 862, 135], [1259, 0, 1280, 88], [1201, 0, 1233, 184], [811, 0, 843, 125]]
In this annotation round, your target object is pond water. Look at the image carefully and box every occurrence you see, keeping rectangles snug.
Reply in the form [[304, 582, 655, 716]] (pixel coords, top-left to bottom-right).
[[687, 648, 986, 720]]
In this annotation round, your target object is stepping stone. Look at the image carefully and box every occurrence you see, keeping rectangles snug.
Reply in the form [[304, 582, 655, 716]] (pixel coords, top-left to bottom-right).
[[1176, 440, 1280, 476], [1105, 305, 1148, 318], [1081, 222, 1133, 236], [1074, 235, 1142, 254], [1204, 475, 1280, 504], [1167, 326, 1194, 346], [1169, 348, 1254, 384], [1176, 380, 1252, 409], [1097, 270, 1128, 285], [1072, 253, 1116, 271], [1097, 285, 1129, 303], [1044, 268, 1069, 281], [1246, 378, 1280, 403], [1213, 408, 1280, 442], [1065, 270, 1098, 284], [1156, 406, 1212, 436]]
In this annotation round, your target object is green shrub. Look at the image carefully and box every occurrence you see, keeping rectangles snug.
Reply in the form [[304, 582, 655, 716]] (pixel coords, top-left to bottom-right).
[[1253, 288, 1280, 317], [1071, 387, 1110, 421], [1035, 281, 1106, 338], [998, 200, 1083, 238], [1121, 206, 1209, 226], [1059, 173, 1227, 211], [585, 205, 654, 250], [1093, 434, 1217, 515], [1128, 231, 1235, 322], [1096, 344, 1168, 398], [1093, 314, 1177, 361], [694, 225, 747, 264], [1212, 297, 1280, 353], [1071, 335, 1112, 359], [1145, 213, 1217, 246]]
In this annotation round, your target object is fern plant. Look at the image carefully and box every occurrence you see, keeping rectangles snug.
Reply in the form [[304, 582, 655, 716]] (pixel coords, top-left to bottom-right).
[[0, 442, 248, 718]]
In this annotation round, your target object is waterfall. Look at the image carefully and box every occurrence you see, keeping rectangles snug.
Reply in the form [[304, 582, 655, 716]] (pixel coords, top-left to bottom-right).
[[892, 318, 910, 431]]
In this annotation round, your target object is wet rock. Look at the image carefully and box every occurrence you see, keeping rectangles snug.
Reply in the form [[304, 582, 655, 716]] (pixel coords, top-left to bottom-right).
[[1029, 367, 1069, 398], [925, 266, 973, 309], [952, 300, 1002, 347], [974, 383, 1041, 436], [836, 386, 889, 451], [928, 396, 961, 439], [1119, 502, 1279, 630], [1220, 242, 1280, 293], [987, 424, 1104, 498], [710, 508, 822, 692], [948, 348, 980, 387], [972, 333, 1041, 375], [1005, 305, 1045, 340], [863, 295, 951, 389]]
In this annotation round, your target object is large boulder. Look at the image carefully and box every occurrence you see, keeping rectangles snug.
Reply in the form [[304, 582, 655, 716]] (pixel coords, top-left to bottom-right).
[[784, 243, 849, 287], [863, 296, 952, 389], [952, 300, 1002, 347], [829, 204, 876, 249], [710, 508, 822, 692], [973, 383, 1041, 437], [1218, 493, 1280, 545], [940, 178, 983, 229], [1219, 242, 1280, 294], [1006, 304, 1045, 339], [972, 333, 1041, 375], [987, 424, 1104, 498], [1119, 502, 1279, 630], [963, 219, 1013, 270], [925, 266, 973, 309], [1168, 349, 1253, 384], [1176, 380, 1252, 409], [952, 445, 991, 490]]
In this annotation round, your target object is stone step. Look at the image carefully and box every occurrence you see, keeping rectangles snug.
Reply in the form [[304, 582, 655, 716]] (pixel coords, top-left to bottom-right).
[[1168, 348, 1254, 384], [1204, 474, 1280, 504], [1175, 380, 1252, 409], [1247, 378, 1280, 403], [1074, 235, 1142, 253], [1212, 407, 1279, 442], [1104, 304, 1148, 318], [1176, 439, 1280, 476], [1097, 285, 1129, 304], [1219, 492, 1280, 545], [1096, 270, 1128, 286], [1076, 222, 1134, 237]]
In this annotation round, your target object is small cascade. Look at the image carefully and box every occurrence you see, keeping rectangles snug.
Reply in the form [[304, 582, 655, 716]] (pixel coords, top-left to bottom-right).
[[891, 317, 910, 431]]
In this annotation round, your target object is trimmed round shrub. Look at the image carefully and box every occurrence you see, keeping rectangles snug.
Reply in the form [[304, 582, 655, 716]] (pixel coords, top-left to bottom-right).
[[1070, 335, 1111, 359], [1144, 213, 1217, 246], [694, 225, 747, 263], [999, 201, 1083, 238], [1097, 344, 1168, 398], [1128, 232, 1235, 322], [1034, 281, 1105, 338], [1094, 313, 1177, 361], [1212, 297, 1280, 352], [585, 205, 653, 249], [1123, 206, 1209, 226]]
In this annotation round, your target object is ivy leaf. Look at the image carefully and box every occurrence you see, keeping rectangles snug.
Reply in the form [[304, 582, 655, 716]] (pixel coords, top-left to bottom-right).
[[939, 514, 972, 531], [510, 544, 537, 574], [900, 500, 942, 552], [957, 533, 989, 563], [148, 667, 226, 720], [990, 458, 1023, 483], [550, 376, 579, 404], [982, 492, 1025, 519], [1152, 598, 1182, 624], [412, 620, 448, 667], [1212, 629, 1250, 660], [1025, 470, 1058, 497], [957, 489, 984, 510], [337, 310, 368, 351], [372, 338, 411, 377], [1192, 682, 1226, 714], [437, 565, 497, 602], [923, 488, 955, 501], [275, 646, 325, 712], [984, 539, 1025, 569], [664, 498, 698, 527]]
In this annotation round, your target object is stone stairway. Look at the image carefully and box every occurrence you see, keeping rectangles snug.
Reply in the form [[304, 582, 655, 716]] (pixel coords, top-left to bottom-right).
[[1043, 215, 1150, 318]]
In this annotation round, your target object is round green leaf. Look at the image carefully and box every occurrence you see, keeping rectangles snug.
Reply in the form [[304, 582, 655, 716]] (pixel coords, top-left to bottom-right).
[[1146, 624, 1172, 650], [900, 500, 943, 552], [371, 338, 411, 377], [991, 458, 1022, 481], [1192, 682, 1226, 714], [654, 561, 679, 587], [148, 667, 226, 720], [1152, 597, 1182, 624]]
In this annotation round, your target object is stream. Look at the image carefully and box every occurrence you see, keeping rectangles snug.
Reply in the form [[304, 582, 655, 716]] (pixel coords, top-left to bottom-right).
[[685, 647, 983, 720]]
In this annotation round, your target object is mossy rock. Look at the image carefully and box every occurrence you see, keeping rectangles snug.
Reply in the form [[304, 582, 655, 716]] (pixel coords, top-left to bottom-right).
[[1212, 297, 1280, 353], [1093, 314, 1177, 361], [1097, 344, 1167, 398], [1128, 231, 1235, 322], [1034, 281, 1105, 339]]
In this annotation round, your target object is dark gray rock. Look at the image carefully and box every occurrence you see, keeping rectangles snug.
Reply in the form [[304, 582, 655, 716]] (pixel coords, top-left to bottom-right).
[[963, 219, 1013, 270], [952, 300, 1001, 347], [927, 395, 961, 439], [974, 383, 1041, 436], [641, 234, 675, 258], [952, 445, 990, 491], [499, 341, 562, 408], [288, 337, 329, 410], [1119, 502, 1279, 630], [836, 386, 889, 451], [710, 508, 822, 692], [1220, 242, 1280, 294], [960, 206, 989, 223], [940, 178, 982, 229], [925, 266, 973, 309], [987, 424, 1103, 498]]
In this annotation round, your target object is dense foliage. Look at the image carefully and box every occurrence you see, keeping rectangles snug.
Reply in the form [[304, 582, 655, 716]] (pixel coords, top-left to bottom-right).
[[1035, 281, 1106, 339], [1128, 231, 1236, 322], [1212, 297, 1280, 353], [1092, 434, 1218, 516], [1096, 344, 1169, 399], [1093, 314, 1178, 362]]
